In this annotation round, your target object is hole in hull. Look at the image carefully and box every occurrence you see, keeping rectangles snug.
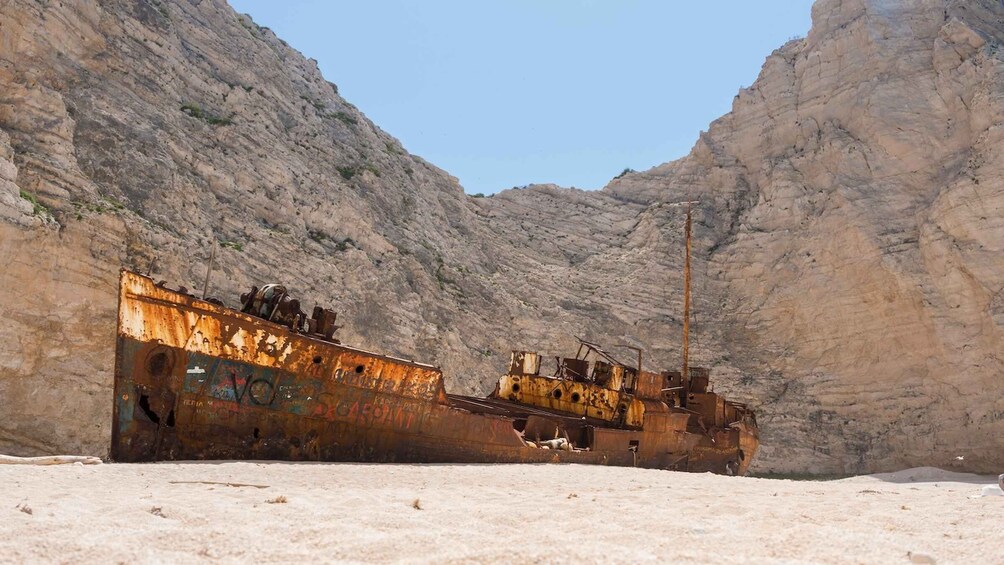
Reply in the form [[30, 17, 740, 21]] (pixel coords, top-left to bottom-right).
[[138, 394, 160, 425]]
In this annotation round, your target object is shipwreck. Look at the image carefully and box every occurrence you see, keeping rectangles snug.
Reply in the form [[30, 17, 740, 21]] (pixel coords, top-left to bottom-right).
[[112, 205, 759, 474]]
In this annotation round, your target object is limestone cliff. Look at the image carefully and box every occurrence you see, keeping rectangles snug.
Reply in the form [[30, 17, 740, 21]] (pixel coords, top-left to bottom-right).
[[1, 0, 1002, 474]]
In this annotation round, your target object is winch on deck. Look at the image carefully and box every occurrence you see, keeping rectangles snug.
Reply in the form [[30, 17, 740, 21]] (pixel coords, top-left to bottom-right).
[[239, 284, 341, 342]]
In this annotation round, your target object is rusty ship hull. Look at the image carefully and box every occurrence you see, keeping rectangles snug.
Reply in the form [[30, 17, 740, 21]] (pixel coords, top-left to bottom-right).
[[112, 270, 758, 474]]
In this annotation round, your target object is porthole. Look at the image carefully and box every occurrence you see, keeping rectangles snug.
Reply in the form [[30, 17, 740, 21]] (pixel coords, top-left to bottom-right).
[[552, 389, 562, 399], [145, 349, 173, 378], [570, 392, 581, 403], [355, 364, 365, 374], [511, 383, 520, 393]]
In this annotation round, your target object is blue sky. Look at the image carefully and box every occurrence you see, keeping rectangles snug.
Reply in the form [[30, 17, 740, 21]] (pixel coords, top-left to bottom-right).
[[229, 1, 815, 194]]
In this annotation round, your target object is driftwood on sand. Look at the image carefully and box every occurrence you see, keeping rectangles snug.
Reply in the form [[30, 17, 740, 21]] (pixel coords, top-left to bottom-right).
[[168, 481, 269, 489], [0, 454, 102, 465]]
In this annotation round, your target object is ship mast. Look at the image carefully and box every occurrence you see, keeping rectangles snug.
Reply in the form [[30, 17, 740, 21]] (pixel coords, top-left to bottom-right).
[[682, 202, 692, 383]]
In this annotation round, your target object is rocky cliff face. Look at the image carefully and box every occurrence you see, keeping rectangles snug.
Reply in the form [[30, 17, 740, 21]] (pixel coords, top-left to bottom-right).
[[2, 0, 1002, 474]]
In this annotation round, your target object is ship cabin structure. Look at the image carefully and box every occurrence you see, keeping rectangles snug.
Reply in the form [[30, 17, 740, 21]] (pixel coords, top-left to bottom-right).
[[487, 342, 758, 474]]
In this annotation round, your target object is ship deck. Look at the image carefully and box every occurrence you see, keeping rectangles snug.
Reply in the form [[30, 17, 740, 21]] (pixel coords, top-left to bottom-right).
[[446, 393, 628, 429]]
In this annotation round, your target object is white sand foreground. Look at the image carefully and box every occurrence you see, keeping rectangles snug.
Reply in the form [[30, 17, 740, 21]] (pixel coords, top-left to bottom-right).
[[2, 462, 1000, 564]]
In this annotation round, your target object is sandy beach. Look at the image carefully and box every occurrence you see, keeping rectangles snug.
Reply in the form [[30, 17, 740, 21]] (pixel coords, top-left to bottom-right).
[[1, 462, 1000, 564]]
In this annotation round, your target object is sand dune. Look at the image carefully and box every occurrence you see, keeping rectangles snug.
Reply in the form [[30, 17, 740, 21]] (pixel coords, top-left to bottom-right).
[[2, 462, 1001, 563]]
